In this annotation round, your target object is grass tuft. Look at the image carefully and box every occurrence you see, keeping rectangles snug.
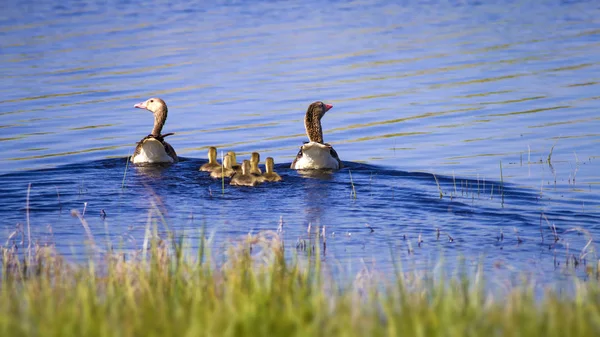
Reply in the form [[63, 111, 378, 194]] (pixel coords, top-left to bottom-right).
[[0, 229, 599, 336]]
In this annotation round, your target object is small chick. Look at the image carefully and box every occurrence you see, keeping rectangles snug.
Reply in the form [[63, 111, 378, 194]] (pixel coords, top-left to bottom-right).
[[210, 154, 236, 179], [230, 160, 260, 187], [262, 157, 282, 182], [199, 147, 220, 172], [250, 152, 262, 175], [227, 151, 242, 173]]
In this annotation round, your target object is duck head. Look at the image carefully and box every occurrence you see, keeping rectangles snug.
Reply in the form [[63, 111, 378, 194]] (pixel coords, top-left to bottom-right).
[[304, 101, 333, 143], [134, 97, 168, 136]]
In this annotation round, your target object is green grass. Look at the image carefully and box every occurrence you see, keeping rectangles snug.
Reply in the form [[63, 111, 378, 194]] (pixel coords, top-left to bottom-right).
[[1, 230, 600, 337]]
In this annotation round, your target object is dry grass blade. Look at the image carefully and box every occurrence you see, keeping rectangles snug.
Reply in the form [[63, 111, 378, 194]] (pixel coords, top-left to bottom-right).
[[432, 173, 443, 199], [349, 169, 357, 199]]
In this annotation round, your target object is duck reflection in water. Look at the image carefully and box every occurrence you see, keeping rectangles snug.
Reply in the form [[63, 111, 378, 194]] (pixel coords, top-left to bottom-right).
[[300, 173, 333, 240], [133, 162, 174, 179], [295, 169, 336, 180]]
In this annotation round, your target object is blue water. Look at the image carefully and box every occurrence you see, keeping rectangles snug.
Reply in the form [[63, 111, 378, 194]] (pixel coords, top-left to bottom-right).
[[1, 0, 600, 283]]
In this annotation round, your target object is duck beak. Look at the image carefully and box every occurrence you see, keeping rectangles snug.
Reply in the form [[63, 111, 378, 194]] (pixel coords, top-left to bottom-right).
[[134, 101, 147, 109], [325, 104, 333, 111]]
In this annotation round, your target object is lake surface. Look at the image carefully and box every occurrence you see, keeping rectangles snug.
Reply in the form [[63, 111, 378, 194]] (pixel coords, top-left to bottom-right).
[[1, 0, 600, 284]]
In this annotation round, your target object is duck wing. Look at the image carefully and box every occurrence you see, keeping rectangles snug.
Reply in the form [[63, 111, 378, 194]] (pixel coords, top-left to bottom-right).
[[325, 143, 343, 169], [164, 141, 178, 163], [290, 147, 303, 169]]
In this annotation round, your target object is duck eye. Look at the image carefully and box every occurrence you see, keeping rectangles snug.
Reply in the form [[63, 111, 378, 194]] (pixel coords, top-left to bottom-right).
[[150, 99, 154, 103]]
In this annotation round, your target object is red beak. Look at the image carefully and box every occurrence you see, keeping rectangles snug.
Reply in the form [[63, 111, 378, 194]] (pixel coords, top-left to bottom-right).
[[325, 104, 333, 111], [134, 101, 146, 109]]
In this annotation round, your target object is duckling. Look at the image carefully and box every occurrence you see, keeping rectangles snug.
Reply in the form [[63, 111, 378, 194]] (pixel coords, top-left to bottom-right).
[[199, 147, 220, 172], [131, 98, 178, 164], [262, 157, 282, 182], [290, 101, 342, 170], [250, 152, 262, 176], [210, 154, 236, 179], [230, 160, 260, 187], [227, 151, 242, 173]]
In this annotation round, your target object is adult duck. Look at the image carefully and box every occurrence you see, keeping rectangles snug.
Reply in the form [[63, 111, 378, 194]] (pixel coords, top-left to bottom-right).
[[130, 98, 178, 164], [290, 101, 342, 170]]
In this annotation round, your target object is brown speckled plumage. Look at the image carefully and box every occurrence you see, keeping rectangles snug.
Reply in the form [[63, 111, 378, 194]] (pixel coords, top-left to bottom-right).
[[304, 101, 327, 143]]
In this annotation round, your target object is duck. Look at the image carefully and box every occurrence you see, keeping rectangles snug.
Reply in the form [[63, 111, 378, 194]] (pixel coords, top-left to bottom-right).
[[199, 147, 221, 172], [290, 101, 342, 170], [230, 160, 261, 187], [262, 157, 282, 182], [227, 151, 242, 173], [210, 154, 236, 179], [130, 97, 178, 164], [250, 152, 262, 176]]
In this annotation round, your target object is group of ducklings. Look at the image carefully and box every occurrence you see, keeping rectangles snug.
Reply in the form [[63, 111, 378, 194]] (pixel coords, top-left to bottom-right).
[[199, 147, 282, 187]]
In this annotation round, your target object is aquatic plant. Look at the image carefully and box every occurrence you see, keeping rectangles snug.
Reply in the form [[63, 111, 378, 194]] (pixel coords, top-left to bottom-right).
[[349, 169, 357, 199]]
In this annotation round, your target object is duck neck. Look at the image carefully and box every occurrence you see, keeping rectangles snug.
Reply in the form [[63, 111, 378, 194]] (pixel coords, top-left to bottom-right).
[[151, 107, 168, 137], [305, 112, 324, 143], [265, 164, 273, 174]]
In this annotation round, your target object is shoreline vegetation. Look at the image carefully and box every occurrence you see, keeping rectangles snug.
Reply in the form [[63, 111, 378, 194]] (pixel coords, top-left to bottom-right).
[[1, 222, 600, 337]]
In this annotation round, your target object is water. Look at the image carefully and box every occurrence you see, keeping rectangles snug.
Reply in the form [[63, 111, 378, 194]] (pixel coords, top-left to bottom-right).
[[1, 0, 600, 283]]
